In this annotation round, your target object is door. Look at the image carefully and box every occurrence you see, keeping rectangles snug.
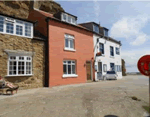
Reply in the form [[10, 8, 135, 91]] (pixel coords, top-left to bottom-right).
[[97, 62, 103, 80], [86, 61, 92, 80]]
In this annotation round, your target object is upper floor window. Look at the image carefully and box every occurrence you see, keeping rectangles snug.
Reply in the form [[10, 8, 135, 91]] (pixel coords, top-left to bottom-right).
[[65, 34, 75, 50], [62, 13, 76, 25], [0, 15, 33, 38], [110, 46, 114, 56], [93, 24, 99, 34], [99, 43, 104, 54], [116, 47, 120, 55], [104, 29, 108, 37]]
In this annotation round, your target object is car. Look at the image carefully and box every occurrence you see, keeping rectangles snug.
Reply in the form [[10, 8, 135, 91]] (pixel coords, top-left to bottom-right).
[[103, 71, 118, 80]]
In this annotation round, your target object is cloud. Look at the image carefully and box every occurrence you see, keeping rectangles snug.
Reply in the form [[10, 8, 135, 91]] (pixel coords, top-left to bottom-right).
[[110, 15, 149, 46], [93, 0, 100, 18], [121, 48, 150, 72]]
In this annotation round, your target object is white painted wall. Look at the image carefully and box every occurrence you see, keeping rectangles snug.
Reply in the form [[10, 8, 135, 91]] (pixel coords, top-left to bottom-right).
[[93, 34, 122, 81]]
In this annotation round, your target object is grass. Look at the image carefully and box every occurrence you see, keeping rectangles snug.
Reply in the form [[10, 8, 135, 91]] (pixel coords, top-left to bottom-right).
[[142, 106, 150, 114]]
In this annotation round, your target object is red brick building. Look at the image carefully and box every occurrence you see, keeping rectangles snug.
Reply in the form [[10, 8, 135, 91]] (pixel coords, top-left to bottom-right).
[[28, 9, 94, 87]]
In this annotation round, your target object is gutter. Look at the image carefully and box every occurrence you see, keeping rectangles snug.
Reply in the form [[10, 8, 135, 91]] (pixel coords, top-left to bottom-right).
[[44, 17, 50, 87]]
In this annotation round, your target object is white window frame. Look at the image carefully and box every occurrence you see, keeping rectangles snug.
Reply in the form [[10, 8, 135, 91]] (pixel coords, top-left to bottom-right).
[[103, 64, 107, 72], [0, 15, 33, 38], [8, 56, 32, 76], [64, 34, 75, 51], [93, 24, 99, 34], [62, 60, 78, 78], [61, 13, 76, 25]]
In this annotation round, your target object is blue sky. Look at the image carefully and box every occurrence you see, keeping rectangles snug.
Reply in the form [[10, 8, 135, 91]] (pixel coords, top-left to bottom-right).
[[56, 1, 150, 72]]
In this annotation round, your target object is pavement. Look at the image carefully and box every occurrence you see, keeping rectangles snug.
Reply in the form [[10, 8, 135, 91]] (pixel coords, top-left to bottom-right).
[[0, 75, 149, 117]]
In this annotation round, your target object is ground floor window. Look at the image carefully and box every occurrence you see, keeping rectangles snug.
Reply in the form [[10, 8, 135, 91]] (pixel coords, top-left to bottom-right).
[[103, 64, 107, 72], [63, 60, 76, 75], [8, 56, 32, 76], [110, 63, 115, 71], [115, 65, 121, 72]]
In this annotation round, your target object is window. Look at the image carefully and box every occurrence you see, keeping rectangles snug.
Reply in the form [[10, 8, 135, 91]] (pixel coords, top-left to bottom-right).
[[62, 13, 67, 21], [16, 20, 23, 35], [116, 47, 120, 55], [110, 46, 114, 56], [65, 34, 74, 50], [115, 65, 121, 72], [104, 29, 108, 37], [25, 23, 31, 37], [103, 64, 107, 72], [99, 43, 104, 54], [62, 13, 76, 25], [6, 22, 14, 34], [110, 63, 115, 71], [93, 24, 99, 34], [0, 17, 4, 32], [63, 60, 76, 75], [0, 15, 33, 38], [8, 56, 32, 76]]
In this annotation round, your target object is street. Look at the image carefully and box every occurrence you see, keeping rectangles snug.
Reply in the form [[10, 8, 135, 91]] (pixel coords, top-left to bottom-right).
[[0, 75, 149, 117]]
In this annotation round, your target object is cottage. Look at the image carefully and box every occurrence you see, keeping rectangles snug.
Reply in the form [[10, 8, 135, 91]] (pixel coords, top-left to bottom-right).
[[79, 22, 122, 81], [28, 9, 95, 87], [0, 13, 46, 89]]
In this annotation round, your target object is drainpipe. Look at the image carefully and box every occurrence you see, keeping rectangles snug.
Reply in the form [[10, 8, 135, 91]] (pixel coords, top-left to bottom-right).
[[45, 17, 50, 87]]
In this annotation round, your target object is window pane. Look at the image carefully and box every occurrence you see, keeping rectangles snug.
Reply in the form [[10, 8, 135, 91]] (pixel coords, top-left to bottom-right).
[[63, 14, 67, 21], [93, 25, 99, 33], [72, 65, 75, 74], [16, 25, 23, 35], [68, 16, 71, 23], [65, 38, 69, 47], [70, 39, 74, 48], [63, 65, 67, 74], [72, 17, 76, 24], [6, 22, 14, 34], [68, 65, 71, 74], [25, 23, 31, 37], [0, 17, 4, 32], [68, 61, 71, 64], [18, 61, 24, 75]]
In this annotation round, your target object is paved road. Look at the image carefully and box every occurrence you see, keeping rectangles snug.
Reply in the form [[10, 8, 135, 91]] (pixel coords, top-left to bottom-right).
[[0, 75, 149, 117]]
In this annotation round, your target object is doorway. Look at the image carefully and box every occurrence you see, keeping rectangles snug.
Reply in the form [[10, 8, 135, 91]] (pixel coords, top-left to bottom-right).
[[97, 62, 103, 80]]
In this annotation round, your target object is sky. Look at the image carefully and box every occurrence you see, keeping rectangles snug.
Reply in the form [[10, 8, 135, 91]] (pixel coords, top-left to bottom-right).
[[56, 0, 150, 72]]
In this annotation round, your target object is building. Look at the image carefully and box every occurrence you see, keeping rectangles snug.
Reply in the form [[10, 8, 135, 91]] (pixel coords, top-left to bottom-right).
[[79, 22, 122, 81], [0, 13, 46, 89], [28, 9, 95, 87]]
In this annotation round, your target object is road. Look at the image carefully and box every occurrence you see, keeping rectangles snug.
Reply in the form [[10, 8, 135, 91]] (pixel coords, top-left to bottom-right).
[[0, 75, 149, 117]]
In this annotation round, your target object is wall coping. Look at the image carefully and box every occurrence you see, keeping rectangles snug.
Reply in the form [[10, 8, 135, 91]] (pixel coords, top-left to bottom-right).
[[4, 49, 35, 56]]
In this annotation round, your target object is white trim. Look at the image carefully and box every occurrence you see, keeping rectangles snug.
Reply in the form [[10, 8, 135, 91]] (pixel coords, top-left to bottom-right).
[[5, 74, 33, 77], [0, 15, 33, 38], [64, 48, 76, 52], [110, 56, 115, 58], [62, 74, 78, 78]]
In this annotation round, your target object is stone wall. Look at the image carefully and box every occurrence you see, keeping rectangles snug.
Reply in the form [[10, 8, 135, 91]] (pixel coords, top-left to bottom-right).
[[0, 34, 45, 89], [0, 1, 64, 19]]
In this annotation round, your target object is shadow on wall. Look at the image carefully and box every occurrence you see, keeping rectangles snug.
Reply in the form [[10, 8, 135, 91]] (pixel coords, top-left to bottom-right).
[[104, 115, 118, 117]]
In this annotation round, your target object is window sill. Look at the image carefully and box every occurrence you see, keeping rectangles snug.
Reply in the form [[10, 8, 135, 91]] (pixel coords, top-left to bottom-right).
[[5, 74, 33, 77], [62, 74, 78, 78], [64, 48, 76, 52], [110, 56, 115, 58], [101, 54, 105, 57]]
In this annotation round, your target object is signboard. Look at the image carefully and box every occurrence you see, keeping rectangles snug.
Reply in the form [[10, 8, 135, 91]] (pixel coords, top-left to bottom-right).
[[137, 55, 150, 76]]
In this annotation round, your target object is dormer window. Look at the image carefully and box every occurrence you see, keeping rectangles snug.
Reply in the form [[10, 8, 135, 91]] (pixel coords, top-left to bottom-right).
[[104, 28, 108, 37], [93, 24, 99, 34], [0, 15, 33, 38], [61, 13, 77, 25]]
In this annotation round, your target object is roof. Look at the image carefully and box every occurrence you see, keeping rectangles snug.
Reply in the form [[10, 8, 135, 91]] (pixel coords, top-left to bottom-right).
[[0, 12, 35, 24], [34, 9, 122, 45], [35, 9, 93, 33]]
